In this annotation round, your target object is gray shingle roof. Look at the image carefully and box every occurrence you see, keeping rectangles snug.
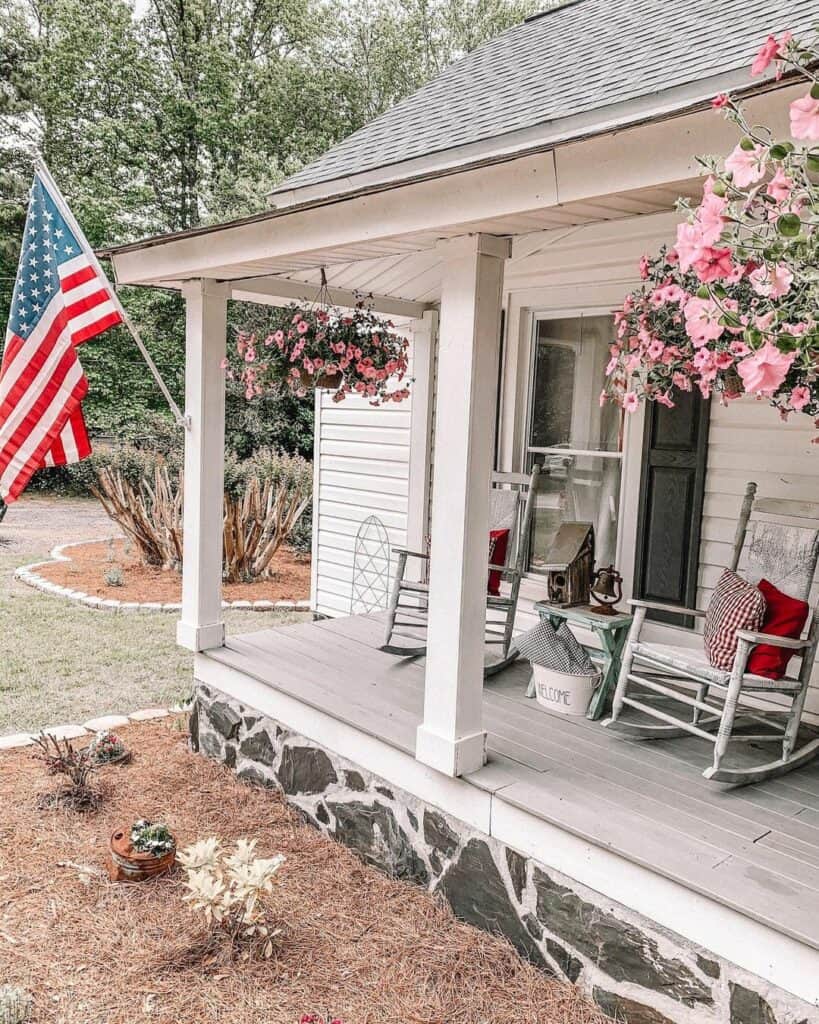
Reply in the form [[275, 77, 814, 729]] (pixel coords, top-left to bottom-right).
[[274, 0, 818, 198]]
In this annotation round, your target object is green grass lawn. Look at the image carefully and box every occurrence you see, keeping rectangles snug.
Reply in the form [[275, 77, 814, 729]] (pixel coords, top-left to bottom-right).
[[0, 528, 304, 735]]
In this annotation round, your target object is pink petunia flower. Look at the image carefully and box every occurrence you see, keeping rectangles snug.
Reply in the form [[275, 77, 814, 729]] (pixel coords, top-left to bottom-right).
[[672, 371, 693, 392], [724, 143, 768, 187], [789, 386, 811, 411], [714, 350, 735, 369], [790, 94, 819, 140], [639, 255, 650, 280], [684, 297, 724, 346], [219, 357, 229, 369], [751, 34, 782, 76], [697, 188, 728, 246], [675, 221, 707, 273], [766, 167, 794, 202], [736, 342, 796, 396], [693, 246, 735, 283], [622, 392, 639, 413], [297, 320, 310, 335], [749, 262, 794, 299], [711, 93, 730, 109]]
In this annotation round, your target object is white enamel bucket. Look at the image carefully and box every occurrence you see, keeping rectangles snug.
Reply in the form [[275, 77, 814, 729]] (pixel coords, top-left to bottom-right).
[[531, 665, 601, 716]]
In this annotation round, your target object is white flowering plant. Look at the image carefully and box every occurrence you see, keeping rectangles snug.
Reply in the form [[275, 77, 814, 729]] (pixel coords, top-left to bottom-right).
[[178, 837, 285, 957]]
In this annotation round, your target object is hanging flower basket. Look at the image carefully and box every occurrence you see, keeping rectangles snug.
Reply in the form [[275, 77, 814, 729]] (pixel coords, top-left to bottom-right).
[[225, 272, 411, 407], [299, 367, 342, 391], [603, 31, 819, 432]]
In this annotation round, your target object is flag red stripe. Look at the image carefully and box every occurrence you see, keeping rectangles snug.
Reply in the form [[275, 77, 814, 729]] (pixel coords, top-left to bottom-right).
[[0, 346, 82, 474], [60, 264, 98, 291], [3, 377, 87, 502], [48, 432, 66, 466], [72, 309, 121, 345], [0, 313, 70, 423]]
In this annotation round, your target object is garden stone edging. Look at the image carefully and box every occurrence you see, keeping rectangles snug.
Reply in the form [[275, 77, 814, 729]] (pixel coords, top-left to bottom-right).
[[193, 681, 818, 1024], [0, 706, 175, 751], [13, 538, 311, 614]]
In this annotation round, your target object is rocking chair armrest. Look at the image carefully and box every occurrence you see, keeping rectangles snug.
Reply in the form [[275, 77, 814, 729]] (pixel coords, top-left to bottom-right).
[[734, 629, 812, 651], [627, 598, 706, 618], [392, 546, 430, 561]]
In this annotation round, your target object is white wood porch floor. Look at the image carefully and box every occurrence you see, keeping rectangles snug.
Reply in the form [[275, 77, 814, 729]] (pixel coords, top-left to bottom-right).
[[206, 613, 819, 951]]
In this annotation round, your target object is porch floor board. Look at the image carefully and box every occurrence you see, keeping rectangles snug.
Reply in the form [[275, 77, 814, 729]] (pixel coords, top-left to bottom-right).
[[206, 613, 819, 950]]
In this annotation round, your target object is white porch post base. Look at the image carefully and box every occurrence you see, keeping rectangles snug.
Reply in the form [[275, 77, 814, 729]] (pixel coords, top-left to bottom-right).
[[415, 723, 487, 777], [177, 620, 226, 653]]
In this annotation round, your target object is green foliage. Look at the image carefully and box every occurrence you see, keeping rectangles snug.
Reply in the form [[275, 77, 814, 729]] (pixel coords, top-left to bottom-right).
[[0, 0, 535, 464]]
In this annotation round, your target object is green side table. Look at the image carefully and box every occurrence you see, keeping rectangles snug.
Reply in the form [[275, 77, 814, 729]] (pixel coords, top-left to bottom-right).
[[527, 602, 634, 720]]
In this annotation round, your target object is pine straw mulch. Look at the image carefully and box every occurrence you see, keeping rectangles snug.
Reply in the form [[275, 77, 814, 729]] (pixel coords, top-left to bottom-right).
[[34, 538, 311, 604], [0, 721, 608, 1024]]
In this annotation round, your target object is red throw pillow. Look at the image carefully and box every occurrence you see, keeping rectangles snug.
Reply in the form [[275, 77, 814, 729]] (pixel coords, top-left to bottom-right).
[[746, 578, 810, 680], [704, 569, 766, 670], [488, 529, 510, 596]]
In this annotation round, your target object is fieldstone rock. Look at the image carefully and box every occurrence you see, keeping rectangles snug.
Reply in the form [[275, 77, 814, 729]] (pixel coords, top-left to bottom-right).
[[278, 745, 337, 795], [129, 707, 169, 721], [593, 988, 677, 1024], [523, 913, 542, 940], [729, 984, 778, 1024], [0, 733, 35, 750], [37, 724, 88, 741], [188, 702, 200, 752], [697, 954, 720, 980], [199, 729, 223, 760], [240, 729, 278, 767], [546, 938, 583, 983], [328, 800, 429, 886], [243, 715, 260, 732], [534, 869, 711, 1006], [423, 810, 459, 860], [407, 809, 418, 831], [316, 802, 330, 825], [376, 785, 394, 800], [345, 770, 366, 792], [224, 743, 236, 769], [437, 839, 547, 968], [207, 701, 241, 740], [237, 764, 275, 788], [83, 714, 130, 731], [505, 847, 527, 901]]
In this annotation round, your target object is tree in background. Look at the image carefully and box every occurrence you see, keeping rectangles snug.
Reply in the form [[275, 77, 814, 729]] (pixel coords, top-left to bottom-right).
[[0, 0, 538, 456]]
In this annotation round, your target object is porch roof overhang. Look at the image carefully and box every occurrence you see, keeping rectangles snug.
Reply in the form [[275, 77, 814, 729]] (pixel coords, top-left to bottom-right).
[[102, 81, 800, 314]]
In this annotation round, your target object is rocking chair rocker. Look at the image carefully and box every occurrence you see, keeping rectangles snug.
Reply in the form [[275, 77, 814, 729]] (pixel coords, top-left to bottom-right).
[[381, 466, 540, 678], [603, 482, 819, 785]]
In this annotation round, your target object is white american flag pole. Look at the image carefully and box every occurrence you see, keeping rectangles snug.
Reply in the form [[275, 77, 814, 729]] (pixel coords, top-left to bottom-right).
[[33, 159, 189, 429]]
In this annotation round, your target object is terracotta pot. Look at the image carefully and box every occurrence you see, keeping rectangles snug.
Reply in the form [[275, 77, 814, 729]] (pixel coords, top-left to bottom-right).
[[107, 827, 176, 883], [299, 369, 342, 390]]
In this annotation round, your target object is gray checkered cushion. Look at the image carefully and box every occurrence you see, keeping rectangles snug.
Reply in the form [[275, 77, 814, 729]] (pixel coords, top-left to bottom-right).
[[517, 619, 595, 674]]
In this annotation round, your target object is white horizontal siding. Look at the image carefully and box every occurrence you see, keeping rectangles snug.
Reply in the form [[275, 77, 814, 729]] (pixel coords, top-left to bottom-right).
[[312, 382, 411, 618], [697, 398, 819, 716]]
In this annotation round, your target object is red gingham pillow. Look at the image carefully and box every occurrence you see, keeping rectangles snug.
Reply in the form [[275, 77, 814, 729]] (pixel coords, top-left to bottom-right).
[[704, 569, 767, 671]]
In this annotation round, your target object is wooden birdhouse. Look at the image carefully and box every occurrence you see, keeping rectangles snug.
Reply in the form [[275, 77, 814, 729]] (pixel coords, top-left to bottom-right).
[[543, 522, 595, 607]]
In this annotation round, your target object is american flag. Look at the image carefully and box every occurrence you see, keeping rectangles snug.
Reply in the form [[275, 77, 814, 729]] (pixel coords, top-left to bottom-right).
[[0, 168, 121, 502]]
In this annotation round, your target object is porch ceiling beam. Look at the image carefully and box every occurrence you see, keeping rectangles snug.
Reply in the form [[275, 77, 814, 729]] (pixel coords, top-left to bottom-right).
[[229, 276, 432, 320], [109, 86, 798, 290]]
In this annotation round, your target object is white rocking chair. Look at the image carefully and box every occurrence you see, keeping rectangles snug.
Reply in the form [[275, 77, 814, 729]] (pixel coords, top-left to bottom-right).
[[604, 482, 819, 785], [381, 467, 540, 678]]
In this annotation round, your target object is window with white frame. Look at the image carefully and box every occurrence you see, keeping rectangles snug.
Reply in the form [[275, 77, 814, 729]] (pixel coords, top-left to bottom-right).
[[525, 314, 623, 574]]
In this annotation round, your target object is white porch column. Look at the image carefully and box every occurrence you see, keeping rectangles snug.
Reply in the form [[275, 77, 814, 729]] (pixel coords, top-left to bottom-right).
[[415, 234, 510, 777], [405, 309, 438, 578], [176, 279, 229, 652]]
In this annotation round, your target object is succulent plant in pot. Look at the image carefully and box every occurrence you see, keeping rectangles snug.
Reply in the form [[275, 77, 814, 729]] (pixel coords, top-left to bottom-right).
[[107, 818, 176, 882]]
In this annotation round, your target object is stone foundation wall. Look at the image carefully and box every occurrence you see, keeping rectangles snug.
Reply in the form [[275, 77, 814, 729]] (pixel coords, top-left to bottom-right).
[[192, 683, 815, 1024]]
